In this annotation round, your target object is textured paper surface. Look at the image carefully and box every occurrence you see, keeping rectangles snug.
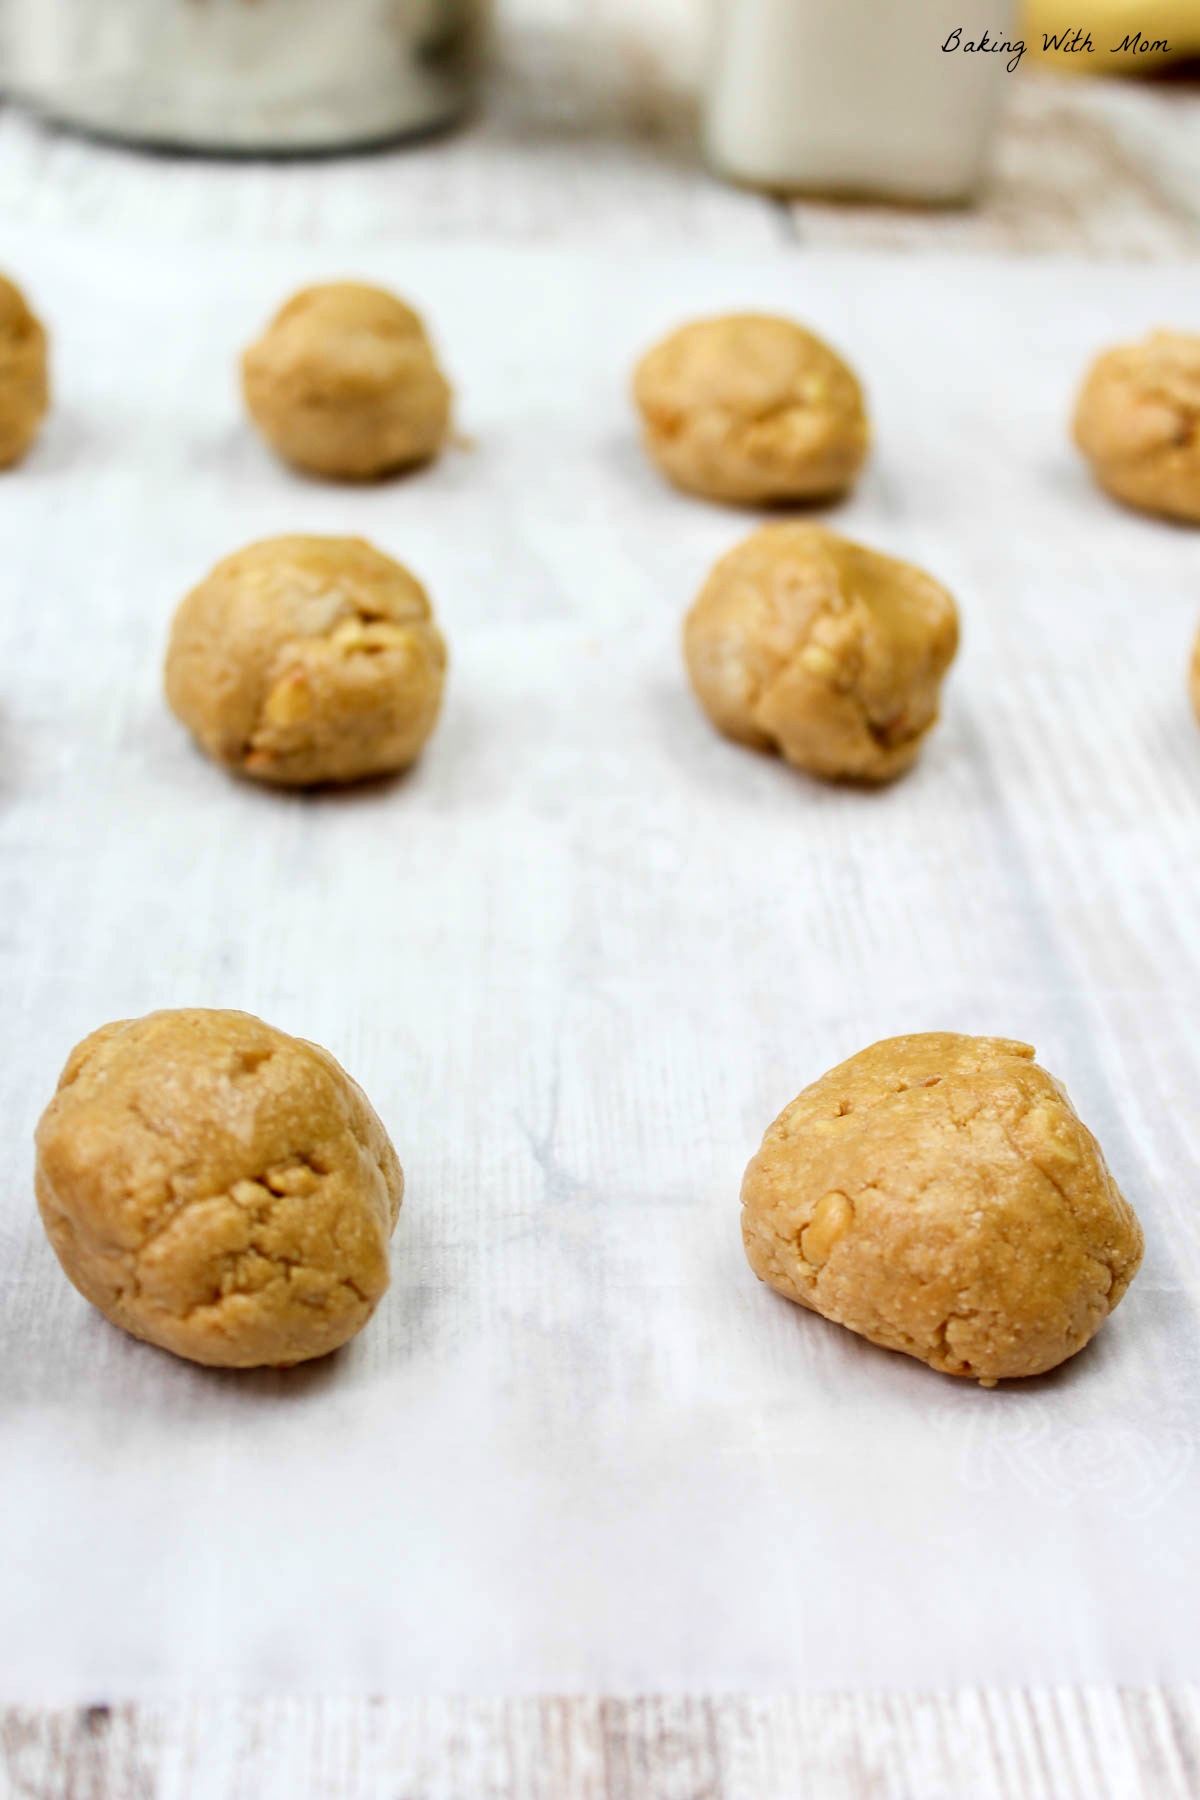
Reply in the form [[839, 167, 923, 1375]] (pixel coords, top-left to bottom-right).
[[1, 226, 1198, 1703]]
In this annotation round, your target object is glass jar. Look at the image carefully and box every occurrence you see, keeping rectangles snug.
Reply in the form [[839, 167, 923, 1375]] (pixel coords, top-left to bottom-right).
[[2, 0, 487, 154]]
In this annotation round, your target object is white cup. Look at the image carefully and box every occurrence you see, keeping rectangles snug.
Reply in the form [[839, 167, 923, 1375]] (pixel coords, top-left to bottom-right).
[[704, 0, 1019, 203]]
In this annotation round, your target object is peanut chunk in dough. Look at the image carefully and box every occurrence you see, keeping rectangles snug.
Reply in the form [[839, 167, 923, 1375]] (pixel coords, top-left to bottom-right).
[[1073, 330, 1200, 525], [242, 281, 452, 481], [633, 313, 869, 506], [165, 534, 447, 788], [683, 522, 958, 783], [741, 1034, 1143, 1383], [34, 1009, 405, 1368]]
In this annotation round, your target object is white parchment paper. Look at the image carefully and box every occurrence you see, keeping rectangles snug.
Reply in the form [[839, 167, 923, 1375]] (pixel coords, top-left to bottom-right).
[[1, 225, 1198, 1703]]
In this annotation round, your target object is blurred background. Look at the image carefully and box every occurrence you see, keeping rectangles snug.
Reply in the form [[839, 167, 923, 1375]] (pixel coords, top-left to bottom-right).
[[0, 0, 1195, 256]]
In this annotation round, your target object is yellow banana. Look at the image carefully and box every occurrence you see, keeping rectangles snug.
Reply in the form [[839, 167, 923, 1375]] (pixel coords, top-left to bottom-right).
[[1023, 0, 1200, 70]]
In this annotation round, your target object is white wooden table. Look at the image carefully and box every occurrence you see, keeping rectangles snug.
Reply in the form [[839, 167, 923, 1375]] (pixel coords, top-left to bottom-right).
[[1, 8, 1198, 1796]]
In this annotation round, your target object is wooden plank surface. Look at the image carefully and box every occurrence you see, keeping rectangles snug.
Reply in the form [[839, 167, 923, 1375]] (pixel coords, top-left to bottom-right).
[[791, 72, 1200, 257], [4, 1689, 1200, 1799]]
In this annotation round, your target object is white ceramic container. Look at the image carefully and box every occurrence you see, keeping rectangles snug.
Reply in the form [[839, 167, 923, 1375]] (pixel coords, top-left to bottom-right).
[[704, 0, 1018, 202]]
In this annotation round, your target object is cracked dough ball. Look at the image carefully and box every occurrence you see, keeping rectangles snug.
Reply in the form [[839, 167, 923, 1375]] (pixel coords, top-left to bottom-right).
[[34, 1009, 404, 1369], [165, 534, 447, 787], [741, 1034, 1143, 1384], [1073, 330, 1200, 524], [241, 281, 452, 480], [0, 275, 49, 469], [684, 523, 958, 783], [633, 313, 869, 505]]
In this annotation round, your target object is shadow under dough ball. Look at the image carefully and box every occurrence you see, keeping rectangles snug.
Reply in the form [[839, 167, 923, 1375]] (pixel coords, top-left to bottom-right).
[[684, 522, 958, 783], [633, 313, 869, 505], [0, 274, 49, 469], [165, 534, 447, 787], [741, 1034, 1143, 1384], [241, 281, 452, 480], [1073, 329, 1200, 524], [34, 1009, 405, 1369]]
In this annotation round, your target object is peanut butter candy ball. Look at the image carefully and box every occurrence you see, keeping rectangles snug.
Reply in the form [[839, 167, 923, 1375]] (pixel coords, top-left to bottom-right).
[[1073, 330, 1200, 524], [0, 274, 49, 468], [741, 1034, 1143, 1383], [684, 522, 958, 783], [35, 1010, 404, 1368], [1188, 626, 1200, 731], [165, 534, 447, 787], [242, 281, 452, 480], [633, 313, 869, 505]]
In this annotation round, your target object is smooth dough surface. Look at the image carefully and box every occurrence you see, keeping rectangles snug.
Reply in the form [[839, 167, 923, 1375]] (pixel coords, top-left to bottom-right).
[[684, 522, 958, 783], [165, 534, 447, 787], [34, 1009, 404, 1368], [1073, 330, 1200, 524], [633, 313, 869, 505], [0, 274, 49, 469], [741, 1034, 1143, 1383], [241, 281, 452, 480]]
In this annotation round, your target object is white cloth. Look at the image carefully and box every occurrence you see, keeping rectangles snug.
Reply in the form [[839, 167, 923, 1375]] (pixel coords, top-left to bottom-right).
[[1, 224, 1197, 1702]]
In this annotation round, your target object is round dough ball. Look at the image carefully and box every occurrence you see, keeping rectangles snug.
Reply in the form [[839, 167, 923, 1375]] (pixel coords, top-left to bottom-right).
[[1188, 625, 1200, 730], [241, 282, 452, 480], [1073, 330, 1200, 524], [0, 274, 49, 469], [683, 522, 958, 784], [741, 1034, 1143, 1383], [34, 1009, 404, 1368], [165, 534, 447, 787], [632, 313, 869, 505]]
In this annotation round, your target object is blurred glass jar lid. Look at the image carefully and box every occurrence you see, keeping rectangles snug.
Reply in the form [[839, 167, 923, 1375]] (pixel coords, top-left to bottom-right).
[[1, 0, 487, 153]]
